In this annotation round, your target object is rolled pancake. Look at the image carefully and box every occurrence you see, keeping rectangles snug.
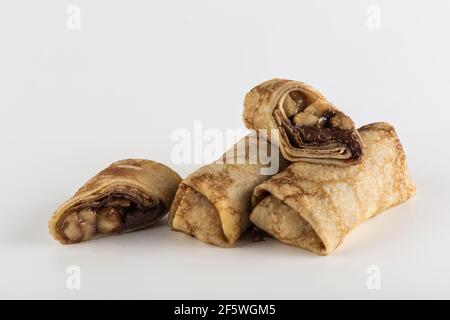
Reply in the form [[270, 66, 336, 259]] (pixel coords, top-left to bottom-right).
[[250, 123, 415, 255], [243, 78, 364, 165], [169, 134, 289, 247], [49, 159, 181, 244]]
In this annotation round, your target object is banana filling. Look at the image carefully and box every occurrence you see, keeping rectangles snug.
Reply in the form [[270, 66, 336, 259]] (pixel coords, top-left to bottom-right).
[[60, 195, 165, 242], [276, 90, 363, 160]]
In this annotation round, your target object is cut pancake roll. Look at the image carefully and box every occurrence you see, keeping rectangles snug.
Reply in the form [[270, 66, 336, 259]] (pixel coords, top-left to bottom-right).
[[250, 122, 416, 255], [49, 159, 181, 244], [243, 78, 364, 165]]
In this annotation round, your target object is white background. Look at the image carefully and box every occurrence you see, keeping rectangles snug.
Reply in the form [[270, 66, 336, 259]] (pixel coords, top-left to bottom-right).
[[0, 0, 449, 299]]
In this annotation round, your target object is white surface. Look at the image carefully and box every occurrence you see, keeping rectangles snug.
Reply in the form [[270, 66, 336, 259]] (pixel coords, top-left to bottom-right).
[[1, 0, 449, 299]]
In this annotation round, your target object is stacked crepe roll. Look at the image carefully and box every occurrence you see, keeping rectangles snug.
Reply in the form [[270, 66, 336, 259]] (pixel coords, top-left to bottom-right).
[[243, 78, 364, 165], [244, 79, 416, 255]]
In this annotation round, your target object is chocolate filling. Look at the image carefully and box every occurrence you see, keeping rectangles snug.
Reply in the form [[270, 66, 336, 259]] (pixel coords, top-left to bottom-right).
[[84, 193, 165, 230], [277, 91, 363, 161], [296, 126, 363, 160], [60, 194, 165, 242], [282, 118, 363, 160], [116, 202, 165, 230]]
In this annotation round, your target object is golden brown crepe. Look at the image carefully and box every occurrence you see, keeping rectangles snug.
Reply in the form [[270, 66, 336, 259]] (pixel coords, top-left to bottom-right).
[[49, 159, 181, 244], [169, 134, 289, 247], [243, 78, 364, 165], [250, 122, 415, 255]]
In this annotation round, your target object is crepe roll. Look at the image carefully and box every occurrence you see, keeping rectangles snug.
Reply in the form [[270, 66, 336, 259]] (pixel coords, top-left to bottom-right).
[[169, 134, 289, 247], [49, 159, 181, 244], [243, 78, 364, 165], [250, 123, 415, 255]]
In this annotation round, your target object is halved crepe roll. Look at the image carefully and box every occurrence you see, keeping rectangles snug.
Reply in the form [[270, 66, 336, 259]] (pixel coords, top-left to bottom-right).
[[169, 134, 289, 247], [243, 78, 364, 165], [49, 159, 181, 244], [250, 123, 415, 255]]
